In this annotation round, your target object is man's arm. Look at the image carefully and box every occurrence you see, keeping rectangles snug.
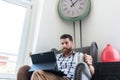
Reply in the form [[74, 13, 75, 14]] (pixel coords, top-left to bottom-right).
[[84, 53, 95, 75]]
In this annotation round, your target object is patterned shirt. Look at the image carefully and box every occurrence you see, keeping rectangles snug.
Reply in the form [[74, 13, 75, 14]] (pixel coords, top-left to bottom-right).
[[56, 51, 84, 80]]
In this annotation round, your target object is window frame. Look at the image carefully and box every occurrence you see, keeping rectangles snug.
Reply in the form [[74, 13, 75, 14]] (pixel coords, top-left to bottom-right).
[[0, 0, 32, 79]]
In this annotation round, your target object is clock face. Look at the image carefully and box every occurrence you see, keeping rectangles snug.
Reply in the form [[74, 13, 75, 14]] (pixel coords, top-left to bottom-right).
[[61, 0, 87, 17], [58, 0, 91, 21]]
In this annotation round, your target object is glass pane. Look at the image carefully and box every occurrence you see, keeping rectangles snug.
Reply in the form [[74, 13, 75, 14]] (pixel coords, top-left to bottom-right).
[[0, 53, 17, 74], [0, 0, 26, 74]]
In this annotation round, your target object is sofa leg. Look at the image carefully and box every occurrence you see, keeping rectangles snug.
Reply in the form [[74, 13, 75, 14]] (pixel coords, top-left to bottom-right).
[[17, 65, 31, 80]]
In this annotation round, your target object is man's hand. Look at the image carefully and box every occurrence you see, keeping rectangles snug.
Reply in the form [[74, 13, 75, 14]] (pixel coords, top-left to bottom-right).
[[84, 53, 93, 66], [84, 53, 94, 75]]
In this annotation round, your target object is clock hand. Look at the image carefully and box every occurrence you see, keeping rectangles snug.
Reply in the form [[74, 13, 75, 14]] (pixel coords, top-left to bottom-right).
[[71, 0, 78, 7], [70, 0, 74, 4], [70, 0, 74, 6]]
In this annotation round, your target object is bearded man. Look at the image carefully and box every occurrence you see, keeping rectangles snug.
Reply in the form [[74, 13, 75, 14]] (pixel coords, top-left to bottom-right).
[[30, 34, 94, 80]]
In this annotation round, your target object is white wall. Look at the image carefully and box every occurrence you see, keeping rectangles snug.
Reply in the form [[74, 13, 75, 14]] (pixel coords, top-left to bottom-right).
[[24, 0, 82, 64], [79, 0, 120, 61], [26, 0, 120, 63], [30, 0, 80, 53]]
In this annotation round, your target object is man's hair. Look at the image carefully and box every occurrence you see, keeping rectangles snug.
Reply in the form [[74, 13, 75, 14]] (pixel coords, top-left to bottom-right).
[[60, 34, 73, 41]]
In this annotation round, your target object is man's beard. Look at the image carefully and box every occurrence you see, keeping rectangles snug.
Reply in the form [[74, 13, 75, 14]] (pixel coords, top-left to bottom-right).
[[62, 48, 72, 55]]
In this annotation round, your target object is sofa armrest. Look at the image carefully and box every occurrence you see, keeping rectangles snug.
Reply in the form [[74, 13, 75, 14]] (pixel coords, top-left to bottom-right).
[[90, 42, 98, 63], [73, 62, 92, 80]]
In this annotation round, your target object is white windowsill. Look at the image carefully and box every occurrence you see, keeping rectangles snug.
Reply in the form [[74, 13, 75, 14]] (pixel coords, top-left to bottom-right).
[[0, 73, 16, 80]]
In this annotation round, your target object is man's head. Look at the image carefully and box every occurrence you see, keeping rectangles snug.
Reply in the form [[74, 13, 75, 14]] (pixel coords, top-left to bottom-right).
[[60, 34, 74, 56]]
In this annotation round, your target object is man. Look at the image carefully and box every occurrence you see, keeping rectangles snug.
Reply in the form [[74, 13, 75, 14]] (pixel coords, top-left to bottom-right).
[[30, 34, 94, 80]]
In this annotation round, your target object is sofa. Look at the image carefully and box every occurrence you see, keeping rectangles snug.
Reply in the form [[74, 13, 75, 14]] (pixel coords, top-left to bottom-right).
[[17, 42, 98, 80]]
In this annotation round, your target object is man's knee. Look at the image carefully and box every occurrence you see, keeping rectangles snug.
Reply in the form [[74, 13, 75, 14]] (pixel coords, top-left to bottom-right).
[[19, 65, 30, 71], [17, 65, 31, 80]]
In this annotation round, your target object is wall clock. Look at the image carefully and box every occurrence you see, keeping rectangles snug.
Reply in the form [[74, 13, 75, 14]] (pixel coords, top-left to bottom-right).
[[58, 0, 91, 22]]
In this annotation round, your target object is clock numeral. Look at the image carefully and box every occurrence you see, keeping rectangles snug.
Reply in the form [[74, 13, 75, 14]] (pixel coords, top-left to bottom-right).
[[77, 10, 79, 14], [80, 2, 84, 5], [72, 11, 74, 16], [79, 0, 83, 3], [79, 6, 83, 10], [63, 7, 68, 11], [62, 2, 67, 7], [63, 4, 67, 6], [67, 10, 70, 14], [63, 0, 68, 3]]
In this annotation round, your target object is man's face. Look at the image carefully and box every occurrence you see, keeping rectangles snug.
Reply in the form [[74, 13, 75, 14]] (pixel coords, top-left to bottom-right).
[[60, 38, 73, 55]]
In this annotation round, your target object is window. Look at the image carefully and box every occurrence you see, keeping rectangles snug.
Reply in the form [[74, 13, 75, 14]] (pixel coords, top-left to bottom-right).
[[0, 0, 31, 79]]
